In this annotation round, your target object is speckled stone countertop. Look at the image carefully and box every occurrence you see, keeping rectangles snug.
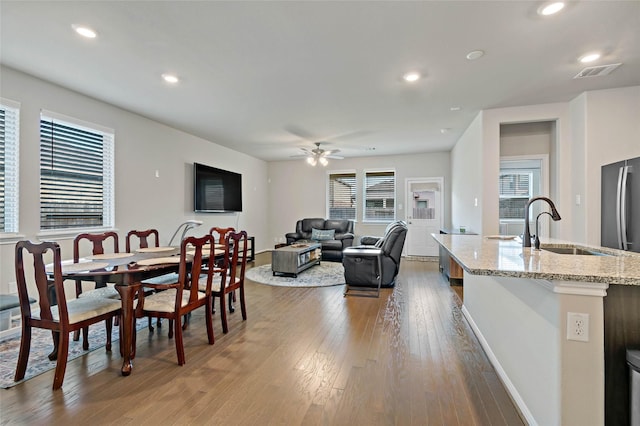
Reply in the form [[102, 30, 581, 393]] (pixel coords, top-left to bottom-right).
[[432, 234, 640, 286]]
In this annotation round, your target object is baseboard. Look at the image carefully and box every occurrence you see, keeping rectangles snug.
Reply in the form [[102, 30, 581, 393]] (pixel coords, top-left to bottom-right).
[[461, 305, 536, 426]]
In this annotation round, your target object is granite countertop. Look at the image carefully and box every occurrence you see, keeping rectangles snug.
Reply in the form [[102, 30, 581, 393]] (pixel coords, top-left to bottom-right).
[[432, 234, 640, 286]]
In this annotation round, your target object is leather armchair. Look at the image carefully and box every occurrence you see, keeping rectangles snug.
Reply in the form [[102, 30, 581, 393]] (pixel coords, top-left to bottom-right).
[[342, 221, 408, 288]]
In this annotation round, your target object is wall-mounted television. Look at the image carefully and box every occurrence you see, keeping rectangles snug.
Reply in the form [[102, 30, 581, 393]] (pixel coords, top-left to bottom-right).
[[194, 163, 243, 212]]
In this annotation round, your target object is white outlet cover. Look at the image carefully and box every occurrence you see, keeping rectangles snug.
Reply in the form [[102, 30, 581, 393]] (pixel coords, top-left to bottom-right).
[[567, 312, 590, 342]]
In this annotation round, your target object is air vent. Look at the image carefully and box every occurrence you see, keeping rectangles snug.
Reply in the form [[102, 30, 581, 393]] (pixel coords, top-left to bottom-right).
[[574, 63, 622, 79]]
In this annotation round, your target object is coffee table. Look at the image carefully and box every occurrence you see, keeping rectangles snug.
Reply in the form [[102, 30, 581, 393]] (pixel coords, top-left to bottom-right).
[[272, 243, 321, 277]]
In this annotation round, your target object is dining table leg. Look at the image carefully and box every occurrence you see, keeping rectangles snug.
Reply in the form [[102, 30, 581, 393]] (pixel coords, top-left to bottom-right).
[[114, 281, 140, 376]]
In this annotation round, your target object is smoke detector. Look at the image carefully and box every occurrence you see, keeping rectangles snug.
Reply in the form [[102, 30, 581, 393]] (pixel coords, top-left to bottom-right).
[[574, 63, 622, 79]]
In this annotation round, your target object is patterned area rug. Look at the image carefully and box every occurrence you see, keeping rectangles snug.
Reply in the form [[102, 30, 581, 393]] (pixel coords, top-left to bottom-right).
[[246, 262, 345, 287], [0, 319, 147, 389]]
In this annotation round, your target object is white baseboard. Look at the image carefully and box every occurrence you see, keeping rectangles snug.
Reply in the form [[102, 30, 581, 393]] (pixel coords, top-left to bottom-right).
[[461, 305, 537, 426]]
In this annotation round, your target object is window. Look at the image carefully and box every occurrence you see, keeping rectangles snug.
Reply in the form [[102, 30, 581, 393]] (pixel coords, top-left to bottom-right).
[[364, 170, 395, 222], [0, 99, 20, 233], [40, 111, 114, 230], [499, 171, 533, 219], [327, 171, 356, 220]]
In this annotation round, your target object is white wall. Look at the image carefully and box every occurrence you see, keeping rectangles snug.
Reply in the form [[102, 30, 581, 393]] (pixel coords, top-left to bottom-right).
[[580, 86, 640, 245], [451, 113, 484, 234], [0, 66, 269, 294], [267, 151, 451, 245]]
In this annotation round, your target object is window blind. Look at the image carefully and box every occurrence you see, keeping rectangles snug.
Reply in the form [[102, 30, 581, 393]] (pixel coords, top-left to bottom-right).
[[499, 171, 533, 219], [328, 172, 356, 220], [364, 170, 395, 222], [39, 114, 114, 230], [0, 101, 20, 233]]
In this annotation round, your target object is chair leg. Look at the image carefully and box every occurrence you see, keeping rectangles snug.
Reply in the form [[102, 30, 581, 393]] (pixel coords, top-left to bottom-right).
[[168, 319, 174, 339], [219, 294, 229, 334], [82, 326, 89, 351], [240, 286, 247, 321], [52, 331, 69, 390], [48, 331, 60, 361], [228, 292, 235, 313], [73, 329, 80, 342], [148, 317, 154, 332], [105, 317, 113, 352], [205, 300, 215, 345], [14, 323, 32, 382], [174, 315, 185, 365]]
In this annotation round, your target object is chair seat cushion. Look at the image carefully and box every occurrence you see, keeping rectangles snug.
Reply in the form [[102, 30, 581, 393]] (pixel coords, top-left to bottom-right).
[[320, 239, 343, 251], [33, 297, 121, 325], [141, 273, 179, 285], [142, 289, 206, 313], [78, 285, 120, 299], [199, 275, 240, 293]]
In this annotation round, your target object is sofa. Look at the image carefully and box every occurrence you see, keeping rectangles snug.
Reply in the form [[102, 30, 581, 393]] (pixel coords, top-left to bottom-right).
[[285, 218, 355, 261], [342, 220, 408, 288]]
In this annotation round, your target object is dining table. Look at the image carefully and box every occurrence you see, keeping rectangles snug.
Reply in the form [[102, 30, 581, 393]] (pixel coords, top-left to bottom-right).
[[48, 243, 225, 376]]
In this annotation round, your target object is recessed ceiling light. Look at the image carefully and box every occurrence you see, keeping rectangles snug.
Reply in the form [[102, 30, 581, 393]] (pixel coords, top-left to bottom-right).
[[440, 128, 450, 134], [579, 52, 601, 63], [162, 73, 179, 84], [466, 50, 484, 61], [72, 24, 97, 39], [450, 106, 461, 111], [403, 72, 421, 83], [537, 2, 565, 16]]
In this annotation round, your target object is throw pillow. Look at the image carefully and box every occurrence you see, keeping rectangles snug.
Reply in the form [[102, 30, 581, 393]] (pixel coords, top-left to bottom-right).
[[311, 228, 335, 241]]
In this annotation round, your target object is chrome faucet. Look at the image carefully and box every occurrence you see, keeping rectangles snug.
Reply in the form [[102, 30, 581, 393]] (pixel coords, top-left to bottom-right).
[[523, 196, 561, 248]]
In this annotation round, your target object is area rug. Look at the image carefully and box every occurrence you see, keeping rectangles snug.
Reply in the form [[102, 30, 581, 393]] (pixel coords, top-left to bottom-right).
[[0, 319, 147, 389], [246, 262, 345, 287]]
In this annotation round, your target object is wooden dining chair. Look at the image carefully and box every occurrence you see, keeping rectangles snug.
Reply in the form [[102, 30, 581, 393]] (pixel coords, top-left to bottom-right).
[[209, 226, 235, 245], [207, 230, 248, 333], [135, 235, 215, 365], [73, 231, 121, 344], [14, 240, 121, 390], [126, 228, 159, 253], [126, 228, 170, 332]]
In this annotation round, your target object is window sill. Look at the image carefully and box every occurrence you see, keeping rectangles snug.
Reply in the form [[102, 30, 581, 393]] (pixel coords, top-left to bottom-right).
[[37, 227, 119, 240], [0, 233, 26, 245]]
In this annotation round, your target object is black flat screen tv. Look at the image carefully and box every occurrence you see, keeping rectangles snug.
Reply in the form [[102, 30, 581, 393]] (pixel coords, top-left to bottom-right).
[[194, 163, 243, 212]]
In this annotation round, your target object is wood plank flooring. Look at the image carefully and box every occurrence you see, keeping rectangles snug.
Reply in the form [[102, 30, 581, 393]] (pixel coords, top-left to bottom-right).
[[0, 253, 524, 425]]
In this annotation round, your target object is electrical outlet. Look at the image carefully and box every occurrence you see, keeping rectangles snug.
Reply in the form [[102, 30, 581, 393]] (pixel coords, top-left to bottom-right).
[[567, 312, 590, 342]]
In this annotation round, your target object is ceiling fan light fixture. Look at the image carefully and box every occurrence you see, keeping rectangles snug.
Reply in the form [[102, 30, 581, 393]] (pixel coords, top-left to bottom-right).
[[319, 157, 328, 166], [307, 157, 317, 166]]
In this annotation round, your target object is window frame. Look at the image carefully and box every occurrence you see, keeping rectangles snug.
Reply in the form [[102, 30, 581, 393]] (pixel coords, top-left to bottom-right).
[[0, 98, 20, 236], [499, 170, 533, 221], [39, 110, 115, 233], [326, 169, 357, 221], [363, 169, 396, 223]]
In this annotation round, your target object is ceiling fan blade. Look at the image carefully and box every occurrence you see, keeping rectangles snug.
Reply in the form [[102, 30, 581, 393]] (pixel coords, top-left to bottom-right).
[[322, 148, 341, 156], [325, 155, 344, 160], [290, 154, 311, 158], [326, 130, 370, 142]]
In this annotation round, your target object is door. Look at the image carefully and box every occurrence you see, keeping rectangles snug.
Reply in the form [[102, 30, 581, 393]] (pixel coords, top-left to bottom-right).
[[405, 177, 443, 256]]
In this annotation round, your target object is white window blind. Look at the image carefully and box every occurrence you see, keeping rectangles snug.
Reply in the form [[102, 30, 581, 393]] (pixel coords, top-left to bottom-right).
[[364, 170, 395, 222], [328, 171, 356, 220], [39, 112, 114, 230], [0, 100, 20, 233], [499, 171, 533, 219]]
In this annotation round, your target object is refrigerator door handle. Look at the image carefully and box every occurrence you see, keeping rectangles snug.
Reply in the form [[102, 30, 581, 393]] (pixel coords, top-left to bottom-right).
[[621, 165, 630, 250], [616, 166, 624, 249]]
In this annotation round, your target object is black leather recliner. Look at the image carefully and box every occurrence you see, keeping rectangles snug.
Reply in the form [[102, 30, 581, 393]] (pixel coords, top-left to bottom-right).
[[285, 218, 355, 261], [342, 221, 408, 288]]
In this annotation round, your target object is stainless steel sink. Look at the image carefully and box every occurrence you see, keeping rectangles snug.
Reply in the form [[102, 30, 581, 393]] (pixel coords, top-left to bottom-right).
[[541, 246, 609, 256]]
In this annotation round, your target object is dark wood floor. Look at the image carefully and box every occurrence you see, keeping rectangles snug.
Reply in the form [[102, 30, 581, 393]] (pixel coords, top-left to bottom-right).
[[0, 253, 524, 425]]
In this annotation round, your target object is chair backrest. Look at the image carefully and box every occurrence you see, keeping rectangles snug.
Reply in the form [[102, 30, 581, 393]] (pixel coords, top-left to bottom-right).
[[380, 221, 408, 263], [222, 230, 248, 285], [209, 227, 235, 245], [15, 240, 68, 323], [179, 234, 216, 302], [73, 231, 119, 261], [126, 229, 159, 252]]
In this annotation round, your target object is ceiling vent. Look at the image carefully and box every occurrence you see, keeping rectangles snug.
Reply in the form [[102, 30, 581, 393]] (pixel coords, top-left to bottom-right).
[[574, 63, 622, 79]]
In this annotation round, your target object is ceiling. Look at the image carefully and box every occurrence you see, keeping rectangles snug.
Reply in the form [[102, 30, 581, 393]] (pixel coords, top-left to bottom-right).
[[1, 1, 639, 162]]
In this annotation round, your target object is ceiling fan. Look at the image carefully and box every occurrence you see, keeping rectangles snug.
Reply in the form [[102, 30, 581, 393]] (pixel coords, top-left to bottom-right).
[[292, 142, 344, 166]]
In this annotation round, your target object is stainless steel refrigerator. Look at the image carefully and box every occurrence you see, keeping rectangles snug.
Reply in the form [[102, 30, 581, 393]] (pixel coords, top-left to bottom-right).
[[601, 156, 640, 252]]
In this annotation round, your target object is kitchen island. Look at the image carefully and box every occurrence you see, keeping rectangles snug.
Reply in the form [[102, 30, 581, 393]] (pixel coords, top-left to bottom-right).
[[432, 234, 640, 426]]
